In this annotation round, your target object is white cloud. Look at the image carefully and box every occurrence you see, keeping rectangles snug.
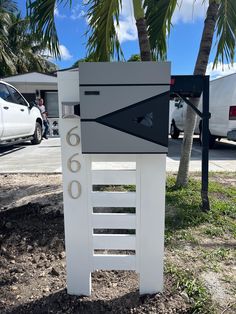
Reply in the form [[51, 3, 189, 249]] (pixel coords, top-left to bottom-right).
[[59, 45, 73, 61], [71, 4, 86, 20], [42, 45, 73, 61], [115, 0, 208, 44], [206, 62, 236, 79], [172, 0, 208, 24], [116, 0, 137, 43]]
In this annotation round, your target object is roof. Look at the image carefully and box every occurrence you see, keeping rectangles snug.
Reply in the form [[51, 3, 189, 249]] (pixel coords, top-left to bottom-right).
[[57, 67, 79, 72], [2, 72, 57, 84]]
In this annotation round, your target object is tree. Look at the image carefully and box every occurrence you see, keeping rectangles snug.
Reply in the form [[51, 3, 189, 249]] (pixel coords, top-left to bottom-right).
[[27, 0, 236, 189], [176, 0, 236, 187], [27, 0, 177, 62], [0, 1, 57, 77], [85, 0, 177, 61], [128, 54, 141, 62], [0, 0, 18, 75], [0, 0, 17, 12], [71, 56, 97, 68], [84, 0, 236, 189], [7, 13, 57, 74]]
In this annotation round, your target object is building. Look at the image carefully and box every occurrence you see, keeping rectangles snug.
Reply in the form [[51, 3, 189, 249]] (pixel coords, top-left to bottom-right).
[[3, 72, 59, 136]]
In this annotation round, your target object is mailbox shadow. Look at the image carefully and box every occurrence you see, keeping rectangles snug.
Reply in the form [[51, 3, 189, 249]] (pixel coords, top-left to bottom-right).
[[5, 288, 146, 314]]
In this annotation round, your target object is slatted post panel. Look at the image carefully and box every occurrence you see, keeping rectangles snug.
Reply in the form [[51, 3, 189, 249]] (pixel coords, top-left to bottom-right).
[[60, 117, 92, 295], [91, 155, 137, 273], [136, 155, 166, 294]]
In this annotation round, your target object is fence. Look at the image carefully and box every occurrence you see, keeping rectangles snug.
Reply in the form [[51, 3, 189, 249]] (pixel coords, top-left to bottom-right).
[[60, 117, 166, 296]]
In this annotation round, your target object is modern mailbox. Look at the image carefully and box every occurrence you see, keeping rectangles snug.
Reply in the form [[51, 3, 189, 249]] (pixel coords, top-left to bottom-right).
[[58, 62, 171, 296], [79, 62, 170, 153]]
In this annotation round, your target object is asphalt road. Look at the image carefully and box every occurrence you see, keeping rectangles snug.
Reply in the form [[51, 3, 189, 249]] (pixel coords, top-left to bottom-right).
[[0, 136, 235, 173]]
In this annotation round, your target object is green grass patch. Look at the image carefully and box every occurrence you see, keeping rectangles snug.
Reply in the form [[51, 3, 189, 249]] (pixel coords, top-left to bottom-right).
[[165, 175, 236, 239], [200, 248, 231, 263], [165, 263, 215, 313], [202, 225, 224, 237]]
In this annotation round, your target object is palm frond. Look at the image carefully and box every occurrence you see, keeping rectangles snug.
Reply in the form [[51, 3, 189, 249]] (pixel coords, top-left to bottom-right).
[[213, 0, 236, 67], [0, 0, 17, 14], [86, 0, 124, 61], [144, 0, 177, 60], [0, 43, 17, 76], [27, 0, 72, 59]]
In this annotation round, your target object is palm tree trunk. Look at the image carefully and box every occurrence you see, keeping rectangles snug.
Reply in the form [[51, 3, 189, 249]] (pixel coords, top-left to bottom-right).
[[133, 0, 151, 61], [176, 0, 219, 187]]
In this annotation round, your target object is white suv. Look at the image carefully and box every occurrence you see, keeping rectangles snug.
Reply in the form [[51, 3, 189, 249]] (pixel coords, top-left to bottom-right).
[[0, 80, 43, 145]]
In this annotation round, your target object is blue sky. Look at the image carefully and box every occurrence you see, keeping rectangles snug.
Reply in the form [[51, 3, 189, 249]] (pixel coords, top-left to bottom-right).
[[17, 0, 236, 79]]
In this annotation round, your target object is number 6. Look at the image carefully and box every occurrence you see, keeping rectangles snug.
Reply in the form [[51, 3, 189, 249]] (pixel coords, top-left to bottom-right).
[[67, 153, 81, 173], [66, 126, 80, 146]]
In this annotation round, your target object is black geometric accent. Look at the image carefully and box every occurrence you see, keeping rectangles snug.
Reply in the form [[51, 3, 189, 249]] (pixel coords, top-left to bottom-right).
[[96, 91, 169, 147]]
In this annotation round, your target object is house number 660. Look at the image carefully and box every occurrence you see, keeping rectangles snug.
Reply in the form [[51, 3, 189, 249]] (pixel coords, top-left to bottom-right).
[[66, 126, 81, 199]]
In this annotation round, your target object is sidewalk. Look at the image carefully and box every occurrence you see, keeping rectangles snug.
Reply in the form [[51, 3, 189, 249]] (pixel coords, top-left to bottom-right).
[[0, 138, 235, 173]]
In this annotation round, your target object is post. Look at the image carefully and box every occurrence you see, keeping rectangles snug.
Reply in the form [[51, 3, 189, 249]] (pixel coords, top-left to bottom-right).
[[201, 76, 210, 211], [136, 155, 166, 294]]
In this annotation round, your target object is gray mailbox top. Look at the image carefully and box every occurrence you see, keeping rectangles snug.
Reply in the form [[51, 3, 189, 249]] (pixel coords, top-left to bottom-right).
[[79, 62, 170, 85], [79, 62, 171, 154]]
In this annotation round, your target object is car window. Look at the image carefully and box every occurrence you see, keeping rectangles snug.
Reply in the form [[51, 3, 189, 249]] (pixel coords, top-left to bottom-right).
[[8, 86, 28, 106], [0, 83, 14, 102]]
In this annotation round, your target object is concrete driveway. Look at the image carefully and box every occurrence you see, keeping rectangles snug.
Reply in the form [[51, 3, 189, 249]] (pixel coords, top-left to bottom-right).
[[0, 137, 235, 173]]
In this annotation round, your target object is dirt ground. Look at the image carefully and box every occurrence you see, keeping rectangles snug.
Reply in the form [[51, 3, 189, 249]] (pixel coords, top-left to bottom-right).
[[0, 174, 235, 313]]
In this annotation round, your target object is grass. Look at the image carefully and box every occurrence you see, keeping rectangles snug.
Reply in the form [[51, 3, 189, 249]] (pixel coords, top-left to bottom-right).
[[165, 175, 236, 240], [165, 174, 236, 312], [99, 174, 236, 312], [165, 263, 215, 314]]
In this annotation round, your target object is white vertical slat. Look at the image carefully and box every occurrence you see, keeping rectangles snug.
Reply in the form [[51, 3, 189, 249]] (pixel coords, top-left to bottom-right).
[[93, 235, 135, 250], [136, 155, 166, 295], [92, 213, 136, 229], [92, 170, 136, 185], [60, 118, 92, 296], [93, 255, 136, 271], [92, 192, 136, 207]]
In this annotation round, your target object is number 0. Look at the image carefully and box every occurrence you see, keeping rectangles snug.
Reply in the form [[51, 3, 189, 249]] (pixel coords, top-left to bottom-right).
[[68, 180, 81, 199]]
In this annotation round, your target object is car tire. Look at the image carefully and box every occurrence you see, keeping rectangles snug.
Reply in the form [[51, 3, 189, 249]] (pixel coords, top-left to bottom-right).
[[170, 122, 180, 139], [31, 122, 42, 145]]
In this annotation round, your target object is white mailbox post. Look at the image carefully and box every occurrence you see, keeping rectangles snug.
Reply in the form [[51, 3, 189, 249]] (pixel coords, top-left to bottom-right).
[[58, 62, 170, 296]]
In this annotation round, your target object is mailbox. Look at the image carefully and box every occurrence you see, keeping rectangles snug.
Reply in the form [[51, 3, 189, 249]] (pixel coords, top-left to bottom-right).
[[79, 62, 171, 154], [59, 63, 169, 296]]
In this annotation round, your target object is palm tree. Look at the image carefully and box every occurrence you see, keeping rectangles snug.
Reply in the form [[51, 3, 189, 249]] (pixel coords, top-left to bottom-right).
[[0, 0, 17, 13], [8, 13, 57, 74], [27, 0, 177, 62], [0, 0, 18, 76], [27, 0, 236, 190], [0, 1, 57, 77], [86, 0, 177, 61], [176, 0, 236, 187]]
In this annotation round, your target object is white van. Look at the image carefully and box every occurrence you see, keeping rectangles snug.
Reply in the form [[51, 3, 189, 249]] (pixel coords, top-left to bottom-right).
[[170, 73, 236, 148]]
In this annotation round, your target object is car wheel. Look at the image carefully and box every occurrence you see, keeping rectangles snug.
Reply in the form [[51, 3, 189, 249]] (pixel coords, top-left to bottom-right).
[[170, 122, 180, 139], [31, 122, 42, 145]]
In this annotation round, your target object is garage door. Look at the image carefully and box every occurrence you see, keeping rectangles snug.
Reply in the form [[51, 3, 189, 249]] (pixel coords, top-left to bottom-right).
[[45, 92, 59, 118]]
